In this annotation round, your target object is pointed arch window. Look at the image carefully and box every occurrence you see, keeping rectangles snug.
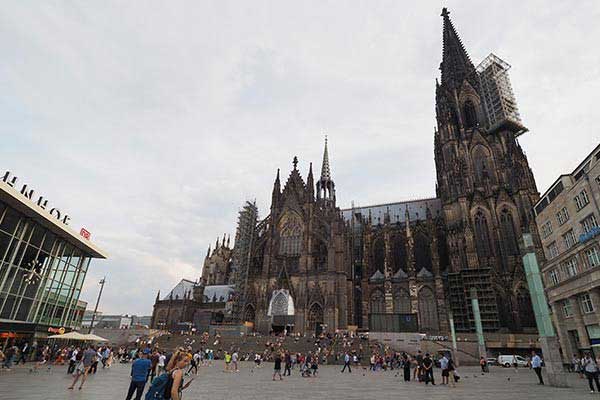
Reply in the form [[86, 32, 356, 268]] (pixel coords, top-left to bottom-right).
[[369, 290, 385, 314], [279, 221, 302, 256], [418, 287, 438, 331], [463, 100, 478, 129], [372, 238, 385, 275], [499, 208, 519, 256], [308, 303, 324, 331], [473, 210, 492, 260]]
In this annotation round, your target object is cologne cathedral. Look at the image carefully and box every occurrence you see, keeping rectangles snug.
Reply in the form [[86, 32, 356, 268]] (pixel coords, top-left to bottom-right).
[[152, 8, 543, 336]]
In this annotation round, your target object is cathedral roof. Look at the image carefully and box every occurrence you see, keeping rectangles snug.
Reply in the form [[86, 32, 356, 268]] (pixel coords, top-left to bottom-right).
[[369, 270, 384, 282], [162, 279, 196, 301], [203, 285, 235, 303], [341, 198, 442, 226]]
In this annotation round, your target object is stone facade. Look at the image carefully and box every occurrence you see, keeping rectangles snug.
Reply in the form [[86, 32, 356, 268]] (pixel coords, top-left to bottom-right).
[[534, 144, 600, 360]]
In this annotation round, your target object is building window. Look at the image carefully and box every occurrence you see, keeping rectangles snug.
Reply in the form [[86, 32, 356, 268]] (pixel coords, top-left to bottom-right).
[[499, 208, 519, 255], [563, 230, 576, 249], [549, 269, 561, 285], [473, 210, 492, 259], [575, 190, 590, 211], [547, 242, 559, 259], [278, 221, 302, 256], [463, 100, 478, 129], [563, 258, 578, 278], [581, 214, 599, 234], [587, 247, 600, 268], [557, 207, 570, 225], [541, 220, 553, 239], [581, 293, 594, 314], [563, 300, 573, 317]]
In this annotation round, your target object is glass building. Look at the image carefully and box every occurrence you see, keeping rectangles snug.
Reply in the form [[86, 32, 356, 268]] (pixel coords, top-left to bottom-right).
[[0, 178, 107, 344]]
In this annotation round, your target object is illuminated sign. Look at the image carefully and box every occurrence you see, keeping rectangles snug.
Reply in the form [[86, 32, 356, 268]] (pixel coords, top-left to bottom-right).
[[1, 170, 71, 226]]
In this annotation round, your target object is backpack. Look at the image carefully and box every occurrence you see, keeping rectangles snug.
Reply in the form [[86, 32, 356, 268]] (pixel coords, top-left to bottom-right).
[[145, 371, 172, 400]]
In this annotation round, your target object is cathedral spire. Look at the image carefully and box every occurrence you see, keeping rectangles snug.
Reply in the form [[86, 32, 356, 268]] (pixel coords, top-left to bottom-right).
[[307, 162, 314, 200], [271, 168, 281, 209], [316, 136, 336, 206], [206, 244, 211, 258], [320, 136, 331, 180], [440, 7, 475, 87]]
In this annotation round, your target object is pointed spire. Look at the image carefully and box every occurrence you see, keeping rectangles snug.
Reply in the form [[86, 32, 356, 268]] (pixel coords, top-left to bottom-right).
[[155, 290, 160, 303], [405, 206, 412, 238], [307, 162, 314, 200], [320, 136, 331, 180], [272, 168, 281, 209], [226, 234, 230, 247], [440, 7, 475, 87], [206, 244, 211, 258], [222, 233, 226, 247], [215, 237, 219, 249]]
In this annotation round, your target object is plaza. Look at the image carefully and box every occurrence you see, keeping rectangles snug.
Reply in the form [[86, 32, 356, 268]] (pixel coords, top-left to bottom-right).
[[0, 361, 594, 400]]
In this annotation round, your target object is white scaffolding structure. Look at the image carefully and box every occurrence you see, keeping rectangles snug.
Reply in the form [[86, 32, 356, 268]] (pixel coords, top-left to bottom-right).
[[476, 53, 528, 136]]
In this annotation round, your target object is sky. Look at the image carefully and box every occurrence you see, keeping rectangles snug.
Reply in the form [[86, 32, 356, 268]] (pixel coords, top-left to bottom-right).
[[1, 1, 599, 315]]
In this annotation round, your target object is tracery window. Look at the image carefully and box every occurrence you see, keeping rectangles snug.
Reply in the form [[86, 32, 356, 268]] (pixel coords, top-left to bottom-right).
[[474, 210, 492, 260], [499, 208, 519, 255], [463, 100, 477, 128], [279, 220, 302, 256], [370, 290, 385, 314]]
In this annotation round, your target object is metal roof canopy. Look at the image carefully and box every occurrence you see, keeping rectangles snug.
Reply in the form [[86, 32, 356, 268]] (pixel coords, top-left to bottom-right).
[[0, 184, 108, 259]]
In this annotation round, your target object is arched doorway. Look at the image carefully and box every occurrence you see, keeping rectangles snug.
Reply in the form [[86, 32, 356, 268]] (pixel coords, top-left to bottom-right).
[[308, 303, 324, 335], [268, 289, 295, 334]]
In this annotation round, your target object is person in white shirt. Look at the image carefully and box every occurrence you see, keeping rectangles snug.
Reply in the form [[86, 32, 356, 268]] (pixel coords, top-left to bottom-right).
[[440, 355, 449, 385], [530, 351, 544, 385], [583, 354, 600, 393], [157, 353, 166, 375]]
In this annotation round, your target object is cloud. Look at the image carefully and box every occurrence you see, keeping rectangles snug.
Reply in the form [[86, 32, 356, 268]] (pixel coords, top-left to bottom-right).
[[1, 0, 599, 314]]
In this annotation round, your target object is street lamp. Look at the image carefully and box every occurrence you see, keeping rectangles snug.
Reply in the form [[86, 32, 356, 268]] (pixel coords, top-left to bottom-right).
[[88, 277, 106, 334]]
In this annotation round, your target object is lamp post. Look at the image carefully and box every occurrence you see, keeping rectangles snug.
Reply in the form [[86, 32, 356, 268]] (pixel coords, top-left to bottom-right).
[[521, 233, 568, 387], [88, 277, 106, 334]]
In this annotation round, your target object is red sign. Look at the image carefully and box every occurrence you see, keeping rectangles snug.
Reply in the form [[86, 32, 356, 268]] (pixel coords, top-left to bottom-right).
[[80, 228, 91, 240], [48, 327, 65, 334]]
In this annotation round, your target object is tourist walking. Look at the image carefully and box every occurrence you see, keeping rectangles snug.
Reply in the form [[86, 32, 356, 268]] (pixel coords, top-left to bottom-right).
[[273, 352, 283, 381], [413, 350, 423, 381], [232, 350, 239, 372], [18, 342, 29, 364], [341, 352, 352, 373], [125, 349, 152, 400], [283, 351, 291, 376], [530, 351, 544, 385], [68, 345, 96, 390], [583, 353, 600, 393]]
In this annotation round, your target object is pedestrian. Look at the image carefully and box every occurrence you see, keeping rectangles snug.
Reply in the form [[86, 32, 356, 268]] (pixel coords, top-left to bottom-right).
[[223, 351, 231, 372], [479, 356, 488, 373], [68, 345, 97, 390], [273, 352, 283, 381], [413, 350, 423, 381], [422, 353, 435, 385], [341, 352, 352, 373], [531, 351, 544, 385], [402, 353, 411, 382], [232, 350, 239, 372], [67, 347, 79, 374], [125, 348, 152, 400], [165, 352, 194, 400], [583, 353, 600, 393], [440, 353, 449, 385], [188, 351, 198, 375], [19, 342, 29, 364], [157, 351, 166, 375], [447, 355, 457, 388], [1, 344, 16, 370]]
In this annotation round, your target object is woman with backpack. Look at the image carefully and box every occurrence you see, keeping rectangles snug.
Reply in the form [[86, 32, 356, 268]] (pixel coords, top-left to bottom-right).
[[145, 351, 194, 400]]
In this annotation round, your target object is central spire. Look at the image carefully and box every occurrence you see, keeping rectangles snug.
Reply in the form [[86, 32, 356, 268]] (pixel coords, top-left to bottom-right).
[[440, 7, 475, 87], [320, 135, 331, 180]]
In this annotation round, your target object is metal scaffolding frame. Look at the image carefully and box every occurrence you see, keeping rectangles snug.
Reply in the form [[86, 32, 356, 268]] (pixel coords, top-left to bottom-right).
[[476, 53, 528, 136]]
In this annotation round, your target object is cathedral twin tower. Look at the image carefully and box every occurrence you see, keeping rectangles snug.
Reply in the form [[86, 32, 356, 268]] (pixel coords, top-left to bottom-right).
[[235, 8, 542, 335]]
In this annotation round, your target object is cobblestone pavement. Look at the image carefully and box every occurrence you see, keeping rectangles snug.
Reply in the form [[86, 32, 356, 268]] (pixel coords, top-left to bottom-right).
[[0, 361, 594, 400]]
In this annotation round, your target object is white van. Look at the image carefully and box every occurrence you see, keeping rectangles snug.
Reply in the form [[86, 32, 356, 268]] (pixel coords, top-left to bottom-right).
[[498, 354, 528, 368]]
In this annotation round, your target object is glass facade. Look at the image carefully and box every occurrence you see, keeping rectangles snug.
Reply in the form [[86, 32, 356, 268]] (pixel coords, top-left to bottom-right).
[[0, 200, 93, 330]]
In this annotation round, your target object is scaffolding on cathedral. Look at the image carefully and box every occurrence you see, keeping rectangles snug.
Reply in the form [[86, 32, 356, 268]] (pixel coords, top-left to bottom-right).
[[476, 53, 528, 137], [230, 201, 259, 322]]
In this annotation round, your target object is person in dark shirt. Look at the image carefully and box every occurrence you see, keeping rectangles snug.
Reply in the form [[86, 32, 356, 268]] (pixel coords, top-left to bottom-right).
[[283, 351, 292, 376], [126, 349, 152, 400], [414, 350, 423, 381], [273, 352, 283, 381], [422, 353, 435, 385]]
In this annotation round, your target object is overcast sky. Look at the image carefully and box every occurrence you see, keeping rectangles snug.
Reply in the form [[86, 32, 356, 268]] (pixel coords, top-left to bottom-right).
[[1, 1, 599, 315]]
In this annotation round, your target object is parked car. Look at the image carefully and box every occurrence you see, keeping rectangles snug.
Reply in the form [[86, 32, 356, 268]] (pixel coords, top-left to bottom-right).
[[498, 354, 528, 368], [486, 357, 497, 365]]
